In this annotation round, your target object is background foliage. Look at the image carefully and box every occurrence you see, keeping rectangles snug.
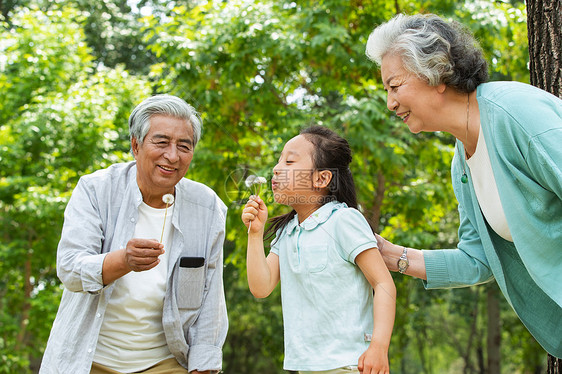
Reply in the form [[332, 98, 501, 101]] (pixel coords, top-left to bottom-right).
[[0, 0, 544, 373]]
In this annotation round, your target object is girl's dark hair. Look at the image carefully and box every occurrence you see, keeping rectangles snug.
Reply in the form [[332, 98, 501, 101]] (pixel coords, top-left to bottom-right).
[[265, 126, 358, 240]]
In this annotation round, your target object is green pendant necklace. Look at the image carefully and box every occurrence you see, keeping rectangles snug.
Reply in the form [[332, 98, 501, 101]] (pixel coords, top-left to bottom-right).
[[461, 167, 468, 184]]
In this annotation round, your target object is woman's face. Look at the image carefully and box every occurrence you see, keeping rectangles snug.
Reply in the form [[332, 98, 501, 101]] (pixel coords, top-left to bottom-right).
[[380, 53, 443, 133]]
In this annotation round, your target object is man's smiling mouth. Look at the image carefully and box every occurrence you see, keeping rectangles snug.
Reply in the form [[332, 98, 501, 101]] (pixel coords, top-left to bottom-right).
[[159, 165, 176, 172]]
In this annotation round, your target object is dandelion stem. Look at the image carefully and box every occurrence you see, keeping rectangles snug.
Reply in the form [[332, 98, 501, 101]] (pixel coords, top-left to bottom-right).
[[160, 203, 169, 243]]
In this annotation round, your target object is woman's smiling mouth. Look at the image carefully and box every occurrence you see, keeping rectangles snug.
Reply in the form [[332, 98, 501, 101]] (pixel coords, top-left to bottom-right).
[[397, 111, 411, 122]]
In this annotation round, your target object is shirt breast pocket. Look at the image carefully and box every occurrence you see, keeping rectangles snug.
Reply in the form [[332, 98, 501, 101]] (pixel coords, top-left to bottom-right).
[[176, 264, 205, 310], [302, 244, 329, 273]]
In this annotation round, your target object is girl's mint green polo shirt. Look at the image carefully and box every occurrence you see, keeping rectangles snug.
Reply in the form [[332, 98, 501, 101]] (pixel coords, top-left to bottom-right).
[[270, 201, 378, 371]]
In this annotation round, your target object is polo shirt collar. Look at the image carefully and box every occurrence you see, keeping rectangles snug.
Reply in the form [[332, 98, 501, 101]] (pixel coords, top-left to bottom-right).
[[286, 200, 346, 234]]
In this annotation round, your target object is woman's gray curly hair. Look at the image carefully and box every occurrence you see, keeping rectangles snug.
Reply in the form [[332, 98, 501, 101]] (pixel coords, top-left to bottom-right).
[[366, 13, 488, 93]]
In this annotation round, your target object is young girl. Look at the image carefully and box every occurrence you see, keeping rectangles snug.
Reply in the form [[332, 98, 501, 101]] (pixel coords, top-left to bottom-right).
[[242, 126, 396, 374]]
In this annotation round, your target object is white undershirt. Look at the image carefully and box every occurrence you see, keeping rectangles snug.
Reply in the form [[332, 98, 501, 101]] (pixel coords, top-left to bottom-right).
[[94, 202, 175, 372], [466, 126, 513, 242]]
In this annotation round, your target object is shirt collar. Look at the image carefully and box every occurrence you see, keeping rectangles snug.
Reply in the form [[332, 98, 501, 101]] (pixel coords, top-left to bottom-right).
[[286, 200, 346, 234]]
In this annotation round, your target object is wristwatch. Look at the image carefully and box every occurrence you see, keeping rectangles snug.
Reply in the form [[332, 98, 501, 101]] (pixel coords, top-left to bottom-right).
[[397, 247, 409, 274]]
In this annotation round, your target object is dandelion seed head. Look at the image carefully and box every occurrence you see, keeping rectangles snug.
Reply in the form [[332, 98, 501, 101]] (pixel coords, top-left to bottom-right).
[[162, 194, 175, 205]]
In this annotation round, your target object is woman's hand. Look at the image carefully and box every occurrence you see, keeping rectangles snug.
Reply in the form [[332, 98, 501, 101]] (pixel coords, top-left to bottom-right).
[[242, 195, 268, 234], [375, 233, 400, 272], [375, 233, 427, 279]]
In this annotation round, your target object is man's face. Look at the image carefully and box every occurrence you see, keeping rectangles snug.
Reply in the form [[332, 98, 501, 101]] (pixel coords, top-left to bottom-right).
[[132, 114, 194, 206]]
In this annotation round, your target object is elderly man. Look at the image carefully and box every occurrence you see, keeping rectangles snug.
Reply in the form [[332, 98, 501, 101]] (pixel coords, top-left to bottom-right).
[[40, 95, 227, 374]]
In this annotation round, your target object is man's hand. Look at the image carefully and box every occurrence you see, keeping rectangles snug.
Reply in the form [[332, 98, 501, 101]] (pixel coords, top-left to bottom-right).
[[124, 238, 164, 272], [102, 238, 165, 285]]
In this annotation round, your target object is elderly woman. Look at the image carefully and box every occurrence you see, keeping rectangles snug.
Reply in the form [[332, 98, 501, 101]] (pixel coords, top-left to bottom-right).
[[366, 13, 562, 358]]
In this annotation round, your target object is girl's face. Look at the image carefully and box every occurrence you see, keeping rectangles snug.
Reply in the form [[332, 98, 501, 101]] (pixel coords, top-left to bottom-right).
[[272, 135, 318, 206], [380, 53, 444, 134]]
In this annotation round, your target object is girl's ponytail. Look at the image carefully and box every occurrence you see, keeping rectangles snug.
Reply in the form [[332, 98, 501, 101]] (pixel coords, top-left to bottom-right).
[[301, 126, 358, 210]]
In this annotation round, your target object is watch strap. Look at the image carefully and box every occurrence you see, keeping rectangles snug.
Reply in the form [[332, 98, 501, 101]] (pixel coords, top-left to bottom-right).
[[398, 246, 409, 273]]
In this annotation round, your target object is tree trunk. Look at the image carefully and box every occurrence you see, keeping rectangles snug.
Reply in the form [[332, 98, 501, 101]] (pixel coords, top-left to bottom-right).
[[368, 171, 385, 233], [16, 248, 33, 350], [548, 357, 562, 374], [527, 0, 562, 98], [486, 285, 501, 374], [526, 0, 562, 371]]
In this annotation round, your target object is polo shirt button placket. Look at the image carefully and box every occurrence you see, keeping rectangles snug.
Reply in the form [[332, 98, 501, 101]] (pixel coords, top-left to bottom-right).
[[296, 227, 302, 264], [292, 227, 299, 253]]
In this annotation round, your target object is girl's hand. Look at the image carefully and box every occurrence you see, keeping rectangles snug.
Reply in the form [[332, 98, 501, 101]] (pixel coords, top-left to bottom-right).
[[242, 195, 268, 234], [358, 343, 389, 374]]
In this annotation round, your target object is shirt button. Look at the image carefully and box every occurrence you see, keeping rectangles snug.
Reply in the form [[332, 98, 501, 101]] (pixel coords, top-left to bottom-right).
[[130, 217, 135, 223], [96, 313, 101, 318], [87, 348, 92, 353]]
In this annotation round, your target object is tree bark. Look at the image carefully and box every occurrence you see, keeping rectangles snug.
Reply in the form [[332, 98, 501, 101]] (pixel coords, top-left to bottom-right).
[[486, 285, 501, 374], [549, 357, 562, 374], [16, 248, 33, 351], [527, 0, 562, 98], [368, 171, 385, 233], [526, 0, 562, 371]]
